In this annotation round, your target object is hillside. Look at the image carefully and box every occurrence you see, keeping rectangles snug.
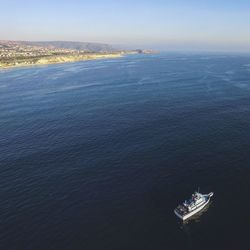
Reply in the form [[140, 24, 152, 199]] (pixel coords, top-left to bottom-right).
[[18, 41, 116, 52], [0, 40, 153, 68]]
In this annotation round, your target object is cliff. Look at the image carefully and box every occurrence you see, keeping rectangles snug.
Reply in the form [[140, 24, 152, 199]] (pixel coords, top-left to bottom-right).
[[0, 53, 123, 69]]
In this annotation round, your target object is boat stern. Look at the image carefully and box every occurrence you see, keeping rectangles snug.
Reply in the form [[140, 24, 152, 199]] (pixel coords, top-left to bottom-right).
[[174, 209, 184, 220]]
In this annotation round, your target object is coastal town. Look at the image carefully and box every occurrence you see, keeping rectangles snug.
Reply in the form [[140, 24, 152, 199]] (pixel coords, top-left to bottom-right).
[[0, 41, 122, 68], [0, 41, 74, 58], [0, 40, 153, 68]]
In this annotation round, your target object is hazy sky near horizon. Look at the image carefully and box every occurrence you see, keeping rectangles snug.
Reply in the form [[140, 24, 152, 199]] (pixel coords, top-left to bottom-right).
[[1, 0, 250, 51]]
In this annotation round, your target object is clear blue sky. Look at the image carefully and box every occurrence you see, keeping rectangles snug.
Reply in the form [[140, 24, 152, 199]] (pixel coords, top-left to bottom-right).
[[1, 0, 250, 51]]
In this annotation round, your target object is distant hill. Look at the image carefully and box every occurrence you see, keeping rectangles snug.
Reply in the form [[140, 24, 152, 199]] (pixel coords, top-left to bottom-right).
[[19, 41, 116, 52]]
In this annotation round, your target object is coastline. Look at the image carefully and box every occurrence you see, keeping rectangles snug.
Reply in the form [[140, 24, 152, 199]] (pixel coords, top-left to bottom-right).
[[0, 53, 124, 69]]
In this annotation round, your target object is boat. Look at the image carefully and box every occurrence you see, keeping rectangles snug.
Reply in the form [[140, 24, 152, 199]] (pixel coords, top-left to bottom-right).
[[174, 190, 214, 221]]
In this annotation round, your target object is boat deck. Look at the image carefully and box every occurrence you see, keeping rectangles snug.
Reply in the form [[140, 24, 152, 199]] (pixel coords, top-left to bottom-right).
[[175, 205, 188, 216]]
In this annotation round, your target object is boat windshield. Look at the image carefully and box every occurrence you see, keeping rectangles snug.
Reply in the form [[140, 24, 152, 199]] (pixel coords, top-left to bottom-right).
[[185, 198, 194, 206]]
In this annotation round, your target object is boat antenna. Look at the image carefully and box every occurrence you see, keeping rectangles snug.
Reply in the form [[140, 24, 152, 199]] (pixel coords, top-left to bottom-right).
[[198, 187, 200, 193]]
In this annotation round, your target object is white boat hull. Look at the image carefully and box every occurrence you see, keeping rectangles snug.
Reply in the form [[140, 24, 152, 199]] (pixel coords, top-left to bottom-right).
[[174, 199, 209, 220], [174, 192, 213, 221]]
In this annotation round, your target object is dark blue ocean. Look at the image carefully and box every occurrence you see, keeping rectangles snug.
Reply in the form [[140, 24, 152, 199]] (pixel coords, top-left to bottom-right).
[[1, 53, 250, 249]]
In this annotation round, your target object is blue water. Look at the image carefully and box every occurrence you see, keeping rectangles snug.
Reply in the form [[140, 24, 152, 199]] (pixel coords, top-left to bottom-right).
[[1, 53, 250, 249]]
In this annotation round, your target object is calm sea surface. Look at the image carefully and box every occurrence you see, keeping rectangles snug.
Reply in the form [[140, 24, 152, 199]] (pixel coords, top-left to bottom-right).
[[1, 53, 250, 249]]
